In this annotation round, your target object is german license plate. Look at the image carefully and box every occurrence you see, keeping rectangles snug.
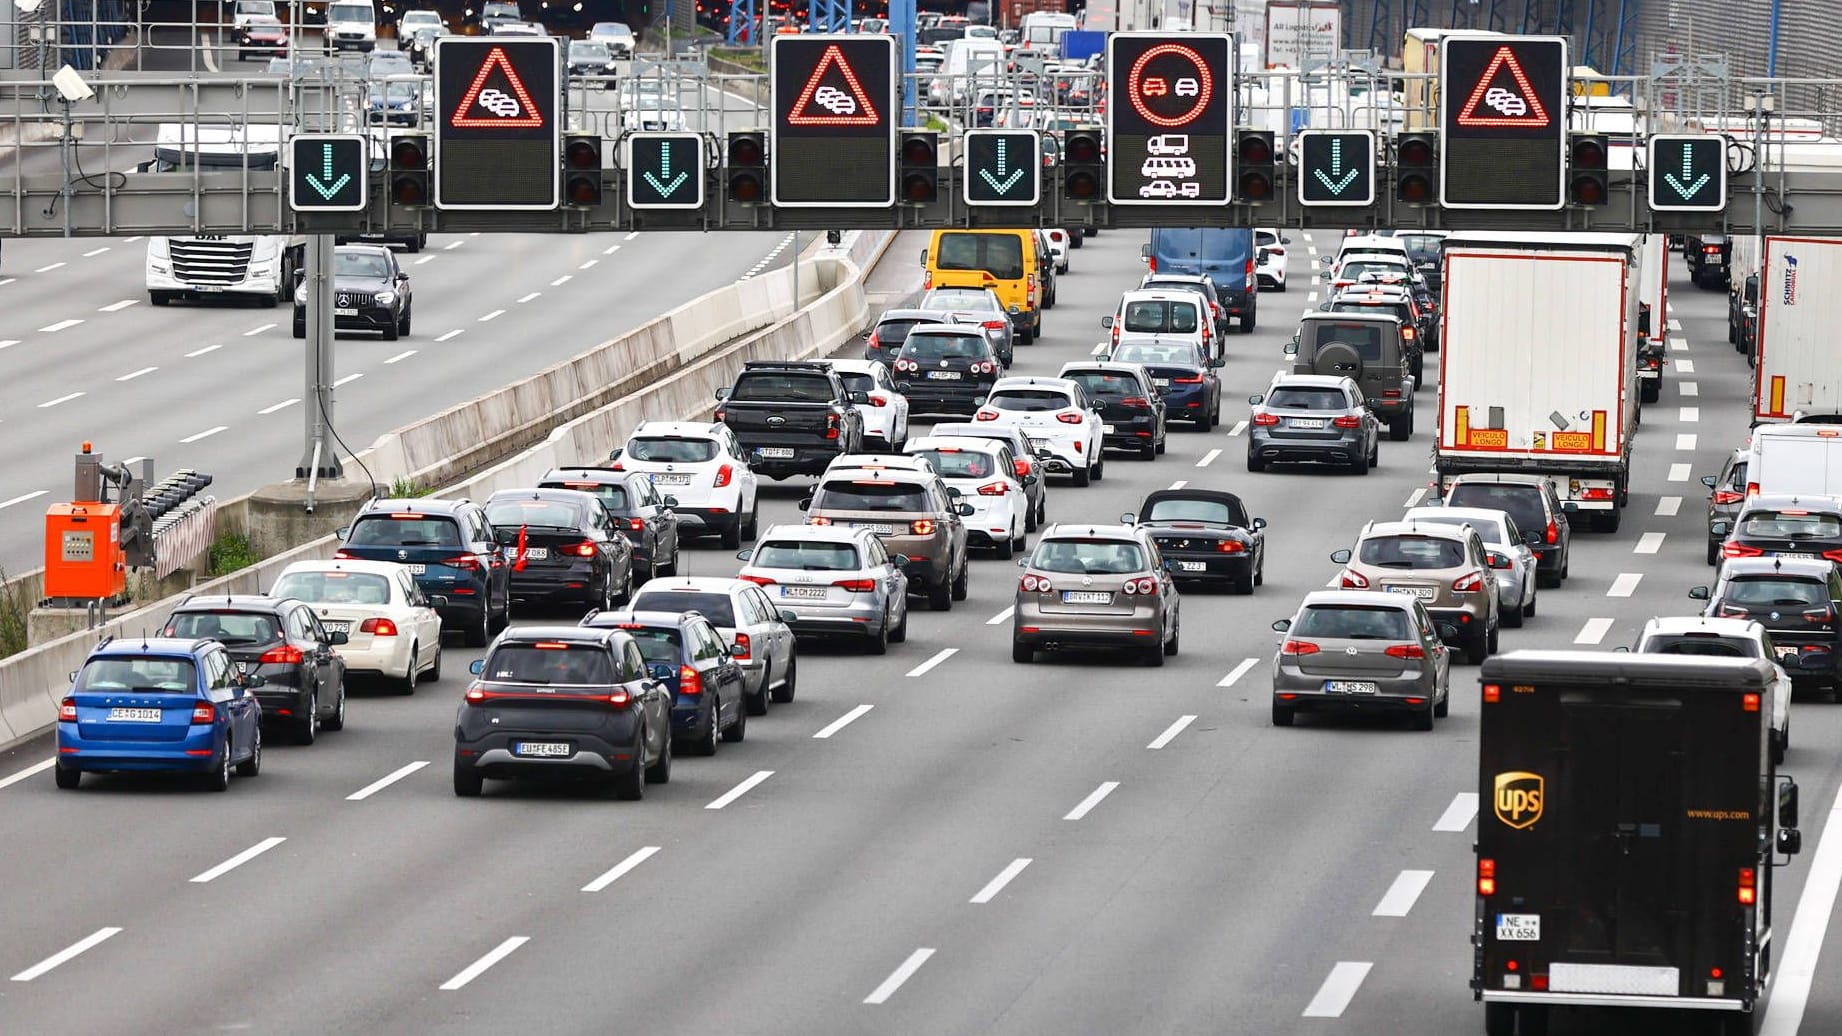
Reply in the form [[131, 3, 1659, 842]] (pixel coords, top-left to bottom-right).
[[1027, 438, 1049, 450], [780, 585, 828, 599], [1290, 417, 1327, 429], [1385, 585, 1437, 600], [926, 370, 962, 380], [407, 564, 426, 574], [517, 547, 549, 561], [513, 741, 571, 758], [652, 473, 691, 485], [1325, 680, 1379, 694], [235, 661, 248, 674], [1776, 645, 1799, 660], [323, 621, 351, 635], [1062, 591, 1112, 604], [1178, 561, 1206, 572], [1496, 914, 1541, 941], [334, 307, 358, 316], [1775, 552, 1816, 559], [757, 447, 795, 459], [853, 522, 899, 535], [1102, 424, 1116, 434], [106, 707, 161, 722], [1153, 378, 1171, 387]]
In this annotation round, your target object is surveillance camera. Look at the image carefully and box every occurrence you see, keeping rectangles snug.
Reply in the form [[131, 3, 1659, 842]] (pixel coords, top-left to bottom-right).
[[52, 65, 94, 103]]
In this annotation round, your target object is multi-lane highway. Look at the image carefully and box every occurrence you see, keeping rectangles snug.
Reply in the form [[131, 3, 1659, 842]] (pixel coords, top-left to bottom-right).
[[3, 229, 1841, 1035]]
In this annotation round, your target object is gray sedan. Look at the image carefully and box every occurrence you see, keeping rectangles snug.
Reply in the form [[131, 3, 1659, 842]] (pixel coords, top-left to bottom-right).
[[1402, 506, 1540, 627]]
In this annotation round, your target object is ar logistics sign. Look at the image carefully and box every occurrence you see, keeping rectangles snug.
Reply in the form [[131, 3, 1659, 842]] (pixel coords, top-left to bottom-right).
[[1106, 33, 1234, 206], [770, 34, 896, 208], [434, 36, 560, 211], [1439, 36, 1567, 210]]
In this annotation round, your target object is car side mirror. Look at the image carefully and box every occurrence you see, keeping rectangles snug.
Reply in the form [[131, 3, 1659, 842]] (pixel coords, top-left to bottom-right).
[[1434, 622, 1461, 642], [714, 387, 731, 401], [848, 390, 871, 404], [1700, 474, 1718, 488], [1120, 511, 1137, 524], [958, 503, 975, 517], [1247, 394, 1265, 406], [890, 554, 912, 567], [1330, 548, 1352, 564], [646, 661, 674, 682], [335, 526, 349, 540], [1140, 243, 1151, 259], [662, 495, 678, 508], [469, 659, 485, 675], [1781, 781, 1801, 828], [919, 248, 929, 264], [1688, 585, 1712, 600], [776, 607, 799, 622], [735, 548, 753, 561], [608, 447, 624, 462], [327, 630, 350, 646], [797, 498, 810, 511], [1271, 618, 1292, 633], [240, 672, 266, 689], [1779, 828, 1804, 856], [947, 486, 963, 497], [1710, 521, 1731, 536], [1021, 473, 1037, 486], [1100, 315, 1114, 329], [1282, 235, 1293, 244], [428, 595, 449, 609], [1016, 556, 1030, 568], [1522, 530, 1542, 546], [1253, 517, 1268, 529], [1318, 254, 1333, 266], [1035, 448, 1053, 460], [1612, 645, 1631, 653]]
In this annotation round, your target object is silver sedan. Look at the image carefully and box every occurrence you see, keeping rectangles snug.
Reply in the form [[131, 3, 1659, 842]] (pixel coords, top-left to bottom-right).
[[1403, 505, 1540, 628]]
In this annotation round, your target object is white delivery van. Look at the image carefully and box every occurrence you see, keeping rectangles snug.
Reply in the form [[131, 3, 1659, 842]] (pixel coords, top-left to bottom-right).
[[1745, 423, 1842, 498], [324, 0, 377, 52]]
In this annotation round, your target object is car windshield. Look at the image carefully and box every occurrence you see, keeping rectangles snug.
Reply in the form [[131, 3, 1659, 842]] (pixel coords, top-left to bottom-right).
[[484, 644, 614, 684], [1146, 498, 1242, 525], [934, 232, 1026, 280], [335, 252, 389, 278], [541, 480, 628, 512], [1064, 371, 1139, 397], [1739, 510, 1842, 539], [901, 333, 989, 361], [1266, 386, 1349, 411], [988, 389, 1072, 412], [1723, 578, 1828, 608], [1113, 342, 1199, 367], [76, 657, 198, 692], [593, 21, 632, 35], [1410, 515, 1506, 546], [1294, 605, 1412, 640], [1339, 260, 1408, 281], [570, 41, 612, 61], [164, 610, 281, 645], [1446, 485, 1545, 533], [1122, 300, 1199, 334], [1310, 323, 1386, 360], [813, 480, 930, 512], [837, 372, 876, 394], [1641, 635, 1756, 658], [623, 628, 681, 665], [1358, 535, 1466, 569], [328, 3, 373, 21], [1032, 538, 1145, 575], [1397, 234, 1444, 261], [630, 590, 735, 626], [922, 290, 997, 313], [753, 541, 860, 570], [270, 571, 392, 605], [627, 437, 718, 463], [874, 318, 925, 344], [912, 449, 994, 479], [730, 372, 835, 403], [485, 499, 583, 530], [347, 514, 462, 548]]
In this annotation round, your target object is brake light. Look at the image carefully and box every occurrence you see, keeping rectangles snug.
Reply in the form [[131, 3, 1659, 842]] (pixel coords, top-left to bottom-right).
[[1146, 256, 1156, 274], [1281, 640, 1319, 656], [608, 458, 626, 469], [1252, 412, 1280, 426], [1723, 542, 1765, 558], [1121, 576, 1158, 596], [1805, 605, 1835, 622], [1056, 412, 1084, 424], [972, 361, 998, 375], [730, 633, 751, 660], [1401, 327, 1417, 340], [1020, 574, 1053, 593], [1743, 692, 1762, 712], [982, 320, 1006, 331], [1217, 540, 1245, 553], [260, 644, 305, 665], [976, 410, 999, 421], [1121, 396, 1151, 409], [58, 698, 77, 722], [1385, 643, 1426, 659], [679, 664, 703, 696], [833, 578, 877, 592], [333, 550, 355, 559], [710, 463, 733, 489], [1332, 415, 1363, 429], [1705, 244, 1721, 254], [1545, 520, 1558, 545], [894, 358, 918, 373], [444, 554, 482, 571], [739, 574, 775, 586], [1172, 373, 1204, 384], [867, 331, 881, 351], [1340, 569, 1369, 589], [359, 617, 398, 637], [1739, 867, 1757, 905], [1714, 490, 1743, 505], [191, 703, 216, 724], [977, 481, 1009, 496], [824, 414, 840, 440], [1013, 456, 1032, 476], [866, 394, 889, 408], [1720, 604, 1750, 618], [1452, 572, 1484, 593], [566, 540, 599, 557], [1747, 482, 1760, 496], [1478, 858, 1496, 896], [1382, 390, 1402, 399], [912, 519, 937, 535]]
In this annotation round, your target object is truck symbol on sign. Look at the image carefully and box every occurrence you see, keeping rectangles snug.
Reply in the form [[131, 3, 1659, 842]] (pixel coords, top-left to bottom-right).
[[1482, 87, 1527, 118], [813, 86, 857, 115], [477, 88, 522, 118]]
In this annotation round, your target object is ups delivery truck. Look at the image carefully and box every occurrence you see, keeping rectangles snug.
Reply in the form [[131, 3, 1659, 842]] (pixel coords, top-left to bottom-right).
[[1473, 652, 1803, 1036]]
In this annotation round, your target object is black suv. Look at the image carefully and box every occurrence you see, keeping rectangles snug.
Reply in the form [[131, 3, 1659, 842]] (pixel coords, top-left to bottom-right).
[[716, 361, 868, 479], [582, 609, 748, 755], [337, 498, 511, 647], [454, 625, 673, 799], [482, 488, 637, 610], [1692, 558, 1842, 693], [1058, 361, 1167, 456], [1686, 233, 1731, 289], [1442, 474, 1572, 586], [292, 244, 412, 340], [1288, 311, 1416, 440], [540, 467, 683, 581], [1713, 495, 1842, 567], [162, 594, 348, 744], [893, 323, 1004, 416]]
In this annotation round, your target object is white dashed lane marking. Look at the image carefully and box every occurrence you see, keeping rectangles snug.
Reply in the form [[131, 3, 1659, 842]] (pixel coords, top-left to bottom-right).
[[1218, 657, 1260, 687], [1575, 617, 1615, 644], [1634, 533, 1666, 554], [1668, 463, 1691, 482], [1433, 792, 1479, 832], [39, 319, 82, 333], [1656, 496, 1681, 517], [1607, 573, 1643, 597]]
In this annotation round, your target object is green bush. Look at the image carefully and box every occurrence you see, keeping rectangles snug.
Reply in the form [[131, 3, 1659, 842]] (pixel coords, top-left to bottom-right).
[[0, 568, 28, 658], [208, 533, 258, 577]]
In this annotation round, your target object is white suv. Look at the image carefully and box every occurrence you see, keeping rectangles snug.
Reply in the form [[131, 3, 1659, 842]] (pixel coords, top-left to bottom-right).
[[611, 421, 760, 549], [974, 376, 1106, 487], [906, 435, 1029, 556], [1632, 616, 1792, 763], [826, 358, 911, 452]]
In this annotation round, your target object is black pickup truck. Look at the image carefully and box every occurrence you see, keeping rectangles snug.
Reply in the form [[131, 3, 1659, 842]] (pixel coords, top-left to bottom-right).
[[716, 361, 868, 478]]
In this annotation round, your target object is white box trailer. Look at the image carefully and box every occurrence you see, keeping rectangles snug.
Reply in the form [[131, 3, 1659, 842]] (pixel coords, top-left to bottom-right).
[[1636, 234, 1669, 402], [1745, 423, 1842, 499], [1754, 236, 1842, 421], [1436, 232, 1642, 531]]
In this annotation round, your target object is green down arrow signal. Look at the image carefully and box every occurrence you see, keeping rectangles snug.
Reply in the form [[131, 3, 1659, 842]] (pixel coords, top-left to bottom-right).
[[306, 143, 352, 200], [1663, 143, 1711, 199], [1313, 137, 1359, 195], [978, 137, 1025, 194], [642, 141, 690, 197]]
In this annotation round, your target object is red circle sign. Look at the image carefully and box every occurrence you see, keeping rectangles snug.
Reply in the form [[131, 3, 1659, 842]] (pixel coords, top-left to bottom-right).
[[1127, 44, 1214, 128]]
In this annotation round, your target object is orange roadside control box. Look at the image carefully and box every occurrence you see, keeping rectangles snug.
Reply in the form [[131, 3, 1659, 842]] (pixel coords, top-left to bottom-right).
[[45, 501, 126, 599]]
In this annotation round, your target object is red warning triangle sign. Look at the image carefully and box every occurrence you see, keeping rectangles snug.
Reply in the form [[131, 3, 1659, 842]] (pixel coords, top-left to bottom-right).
[[786, 45, 881, 127], [450, 46, 545, 129], [1454, 45, 1551, 128]]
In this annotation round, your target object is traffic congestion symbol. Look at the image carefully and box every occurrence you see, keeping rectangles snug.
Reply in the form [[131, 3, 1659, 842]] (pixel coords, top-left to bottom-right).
[[1439, 35, 1567, 210], [785, 44, 881, 127], [434, 36, 560, 210], [1106, 32, 1232, 206], [449, 47, 544, 128], [769, 35, 896, 207], [1454, 46, 1551, 128]]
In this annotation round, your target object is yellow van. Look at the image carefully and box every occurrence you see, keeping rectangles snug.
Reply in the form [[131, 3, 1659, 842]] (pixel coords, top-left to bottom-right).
[[922, 229, 1041, 342]]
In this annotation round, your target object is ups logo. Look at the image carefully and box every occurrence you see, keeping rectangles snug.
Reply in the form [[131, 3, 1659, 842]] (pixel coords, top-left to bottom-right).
[[1494, 771, 1545, 830]]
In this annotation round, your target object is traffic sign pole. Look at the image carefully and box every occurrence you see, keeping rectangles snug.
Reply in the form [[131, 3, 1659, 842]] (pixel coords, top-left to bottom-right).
[[1296, 129, 1375, 206], [963, 129, 1041, 206], [1647, 134, 1728, 212]]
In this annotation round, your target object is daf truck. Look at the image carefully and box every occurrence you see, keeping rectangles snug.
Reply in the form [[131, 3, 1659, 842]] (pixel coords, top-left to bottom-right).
[[142, 123, 303, 307], [1474, 651, 1801, 1036], [1752, 235, 1842, 422], [1435, 233, 1641, 532]]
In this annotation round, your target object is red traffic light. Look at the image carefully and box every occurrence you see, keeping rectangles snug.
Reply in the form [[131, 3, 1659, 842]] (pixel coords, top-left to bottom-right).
[[567, 174, 602, 206], [565, 136, 600, 170], [390, 174, 427, 205], [1569, 175, 1607, 206], [1238, 132, 1274, 165], [1571, 135, 1608, 170], [1397, 136, 1435, 166], [902, 172, 936, 203], [1065, 131, 1103, 165], [729, 170, 765, 203], [902, 134, 937, 167], [1397, 173, 1433, 204], [391, 137, 427, 170], [1065, 170, 1100, 201], [728, 133, 765, 167]]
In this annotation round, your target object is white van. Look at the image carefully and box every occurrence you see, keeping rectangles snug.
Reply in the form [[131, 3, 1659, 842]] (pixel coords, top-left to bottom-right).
[[942, 38, 1005, 104], [1745, 424, 1842, 498], [325, 0, 377, 51], [1018, 11, 1077, 48]]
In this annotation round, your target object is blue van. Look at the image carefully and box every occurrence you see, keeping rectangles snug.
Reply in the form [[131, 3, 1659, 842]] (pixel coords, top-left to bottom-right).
[[1143, 228, 1258, 333]]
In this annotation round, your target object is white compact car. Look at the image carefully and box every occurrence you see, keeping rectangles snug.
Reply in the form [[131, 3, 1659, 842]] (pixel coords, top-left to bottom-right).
[[1043, 228, 1072, 274], [1632, 616, 1792, 763], [974, 376, 1106, 487], [826, 358, 911, 452], [268, 559, 443, 692], [611, 421, 761, 549], [905, 435, 1029, 556], [1255, 227, 1289, 292]]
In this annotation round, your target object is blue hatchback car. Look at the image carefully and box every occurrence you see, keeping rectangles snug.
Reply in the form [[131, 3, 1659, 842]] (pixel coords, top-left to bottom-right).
[[581, 609, 747, 755], [55, 637, 263, 791]]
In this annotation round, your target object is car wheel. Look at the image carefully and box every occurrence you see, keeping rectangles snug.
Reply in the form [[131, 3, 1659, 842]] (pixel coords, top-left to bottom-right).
[[1144, 641, 1165, 667], [1247, 453, 1266, 473], [951, 558, 970, 601], [235, 725, 262, 776], [295, 690, 319, 745], [1707, 538, 1720, 566], [1488, 623, 1501, 654], [54, 763, 80, 789], [1389, 412, 1413, 441], [1412, 706, 1435, 731], [644, 731, 672, 783], [1011, 523, 1027, 555], [1232, 570, 1254, 595], [1271, 703, 1295, 726], [292, 318, 305, 339], [1350, 449, 1369, 476], [1503, 601, 1524, 628], [743, 500, 760, 540], [1071, 464, 1091, 487], [1466, 631, 1489, 665], [1012, 638, 1033, 664], [613, 567, 634, 607], [1240, 311, 1255, 334], [381, 318, 399, 342], [464, 604, 490, 648], [886, 600, 909, 643], [726, 695, 751, 739], [1155, 433, 1167, 455], [1091, 456, 1105, 482], [205, 739, 232, 792], [721, 515, 743, 550], [325, 680, 348, 730], [994, 529, 1013, 559], [397, 648, 419, 695], [927, 577, 952, 612], [1369, 439, 1381, 467], [694, 700, 721, 755], [1434, 688, 1450, 718], [1164, 619, 1179, 656], [611, 740, 645, 800], [771, 654, 798, 702], [659, 545, 678, 578], [398, 309, 412, 336], [490, 592, 511, 635], [1523, 591, 1537, 618], [745, 665, 769, 715]]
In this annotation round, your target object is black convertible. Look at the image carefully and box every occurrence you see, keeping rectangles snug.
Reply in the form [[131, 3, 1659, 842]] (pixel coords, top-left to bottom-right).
[[1122, 488, 1266, 594]]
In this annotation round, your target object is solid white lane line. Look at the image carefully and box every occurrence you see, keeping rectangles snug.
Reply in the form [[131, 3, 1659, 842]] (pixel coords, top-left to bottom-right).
[[581, 846, 661, 893], [258, 398, 299, 415], [1218, 657, 1260, 687], [1656, 496, 1682, 517], [1227, 419, 1248, 436], [1680, 406, 1700, 423], [1681, 381, 1699, 396], [1676, 433, 1698, 451], [439, 936, 528, 991], [706, 770, 773, 810], [179, 425, 229, 444], [1405, 487, 1426, 508], [1667, 463, 1691, 482], [1677, 358, 1696, 373], [1607, 573, 1642, 597], [1197, 448, 1221, 467], [1169, 479, 1189, 490], [551, 274, 572, 286], [82, 247, 109, 257], [813, 704, 873, 739], [1147, 715, 1197, 750], [443, 240, 464, 250], [580, 259, 599, 270], [986, 605, 1016, 626], [0, 490, 49, 509], [1063, 781, 1119, 821], [10, 927, 122, 982], [517, 292, 541, 303], [415, 255, 435, 265], [624, 230, 641, 240], [39, 319, 82, 333], [1575, 617, 1615, 645], [384, 350, 417, 364], [333, 373, 363, 387], [121, 457, 146, 466], [865, 949, 934, 1005], [189, 836, 286, 883], [603, 243, 621, 255], [116, 366, 158, 382], [35, 262, 65, 273], [1634, 532, 1666, 555], [436, 329, 465, 342], [1302, 962, 1373, 1017], [1373, 869, 1436, 917], [0, 758, 54, 788], [970, 858, 1033, 904], [907, 648, 957, 678], [1433, 792, 1479, 832], [185, 344, 222, 357], [98, 299, 137, 312], [38, 392, 83, 408], [1759, 783, 1842, 1036], [346, 760, 429, 801], [243, 323, 274, 336], [478, 309, 505, 322]]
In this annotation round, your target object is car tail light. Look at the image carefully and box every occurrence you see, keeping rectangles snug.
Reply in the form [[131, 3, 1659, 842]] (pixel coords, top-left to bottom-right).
[[1340, 569, 1369, 589], [833, 578, 877, 592], [894, 358, 918, 373], [730, 632, 751, 660], [608, 459, 626, 470], [1332, 415, 1363, 428], [972, 361, 997, 375], [1056, 412, 1084, 424], [978, 481, 1008, 496], [1545, 520, 1558, 545], [976, 409, 1000, 422], [1747, 482, 1760, 496], [1723, 542, 1764, 558], [1452, 572, 1485, 593], [912, 519, 937, 535], [1121, 396, 1151, 409], [1581, 487, 1615, 501], [1714, 490, 1743, 505], [1401, 327, 1417, 340], [679, 664, 703, 696], [1013, 456, 1033, 476], [1739, 867, 1757, 905], [1719, 604, 1749, 618], [739, 574, 775, 586], [1172, 373, 1204, 384], [1120, 576, 1159, 596], [1823, 550, 1842, 565], [566, 540, 599, 557], [1478, 858, 1496, 896], [359, 617, 398, 637], [1385, 643, 1426, 659], [982, 320, 1006, 331], [1252, 412, 1280, 426], [1805, 606, 1834, 622], [1146, 256, 1156, 274], [824, 414, 840, 440], [333, 549, 355, 559], [58, 698, 77, 722], [1281, 639, 1320, 656], [191, 703, 216, 724], [1743, 693, 1761, 713], [865, 393, 889, 408], [867, 331, 881, 352], [1489, 554, 1513, 570], [260, 644, 305, 665], [1217, 540, 1245, 553], [1705, 244, 1721, 254], [444, 554, 482, 571], [1020, 574, 1053, 593]]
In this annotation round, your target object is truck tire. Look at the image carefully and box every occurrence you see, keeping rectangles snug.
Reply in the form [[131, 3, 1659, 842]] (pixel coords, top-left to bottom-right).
[[1483, 1003, 1515, 1036], [1593, 508, 1622, 534], [1389, 411, 1413, 441], [1640, 377, 1661, 404]]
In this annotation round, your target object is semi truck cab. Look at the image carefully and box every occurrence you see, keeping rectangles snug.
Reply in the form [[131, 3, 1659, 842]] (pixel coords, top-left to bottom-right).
[[141, 123, 303, 307]]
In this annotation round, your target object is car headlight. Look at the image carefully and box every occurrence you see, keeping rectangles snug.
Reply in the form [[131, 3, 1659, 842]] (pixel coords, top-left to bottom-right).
[[294, 285, 307, 305], [374, 290, 397, 305]]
